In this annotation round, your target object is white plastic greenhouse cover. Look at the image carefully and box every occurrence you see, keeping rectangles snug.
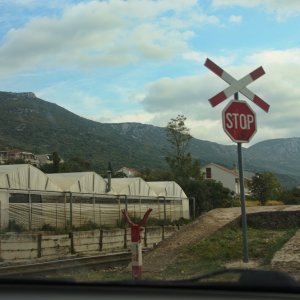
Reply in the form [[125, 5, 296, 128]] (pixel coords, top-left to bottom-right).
[[0, 164, 62, 192], [47, 172, 107, 194], [147, 181, 188, 199], [109, 178, 157, 197], [0, 165, 188, 200]]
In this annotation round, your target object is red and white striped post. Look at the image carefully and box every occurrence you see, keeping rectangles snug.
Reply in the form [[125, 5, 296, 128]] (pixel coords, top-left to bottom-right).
[[122, 208, 152, 280]]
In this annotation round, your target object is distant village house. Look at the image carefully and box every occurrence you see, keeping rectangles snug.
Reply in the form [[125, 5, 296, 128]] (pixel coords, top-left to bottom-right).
[[202, 162, 254, 195], [0, 149, 40, 167], [0, 150, 63, 168], [115, 167, 138, 178]]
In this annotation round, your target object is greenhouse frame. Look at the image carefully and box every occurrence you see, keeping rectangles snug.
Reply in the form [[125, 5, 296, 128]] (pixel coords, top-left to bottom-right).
[[0, 164, 189, 230]]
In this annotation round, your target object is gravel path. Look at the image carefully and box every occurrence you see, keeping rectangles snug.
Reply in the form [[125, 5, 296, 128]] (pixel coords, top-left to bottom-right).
[[143, 205, 300, 277], [271, 228, 300, 281]]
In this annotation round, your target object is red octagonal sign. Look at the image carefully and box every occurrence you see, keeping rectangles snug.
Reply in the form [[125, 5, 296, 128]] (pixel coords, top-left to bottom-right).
[[222, 100, 257, 143]]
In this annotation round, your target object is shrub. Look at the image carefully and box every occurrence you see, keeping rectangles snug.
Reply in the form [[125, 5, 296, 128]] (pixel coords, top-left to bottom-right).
[[7, 220, 25, 233], [74, 221, 99, 231]]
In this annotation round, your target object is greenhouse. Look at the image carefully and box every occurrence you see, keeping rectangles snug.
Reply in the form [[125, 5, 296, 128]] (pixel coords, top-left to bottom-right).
[[0, 165, 190, 230]]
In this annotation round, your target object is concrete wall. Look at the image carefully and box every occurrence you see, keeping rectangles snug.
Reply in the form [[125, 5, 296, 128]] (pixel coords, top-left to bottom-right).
[[73, 230, 100, 254], [41, 234, 70, 259], [0, 225, 180, 262], [101, 228, 125, 251], [145, 226, 162, 247], [0, 234, 38, 260], [0, 191, 9, 229]]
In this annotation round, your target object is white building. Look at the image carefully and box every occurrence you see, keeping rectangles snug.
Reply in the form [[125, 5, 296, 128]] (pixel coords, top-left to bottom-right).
[[115, 167, 138, 177], [202, 163, 254, 195]]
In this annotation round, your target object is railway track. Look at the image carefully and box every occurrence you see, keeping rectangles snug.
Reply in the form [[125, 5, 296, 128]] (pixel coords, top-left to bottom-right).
[[0, 251, 132, 277]]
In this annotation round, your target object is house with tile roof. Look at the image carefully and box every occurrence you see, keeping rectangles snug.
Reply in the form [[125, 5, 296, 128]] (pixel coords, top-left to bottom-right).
[[202, 163, 254, 195]]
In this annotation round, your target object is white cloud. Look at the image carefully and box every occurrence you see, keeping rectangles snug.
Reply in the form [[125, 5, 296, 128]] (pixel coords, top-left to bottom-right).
[[183, 51, 236, 66], [213, 0, 300, 20], [246, 48, 300, 65], [140, 48, 300, 145], [0, 0, 219, 76], [229, 15, 242, 23], [182, 51, 207, 63], [97, 111, 157, 125]]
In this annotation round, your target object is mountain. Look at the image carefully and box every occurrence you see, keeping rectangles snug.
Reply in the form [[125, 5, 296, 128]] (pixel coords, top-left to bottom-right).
[[0, 91, 299, 187], [245, 138, 300, 187], [0, 91, 172, 170]]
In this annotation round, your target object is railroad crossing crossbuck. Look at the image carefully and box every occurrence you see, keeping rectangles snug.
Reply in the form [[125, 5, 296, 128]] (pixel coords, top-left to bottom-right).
[[204, 58, 270, 113], [204, 57, 271, 263]]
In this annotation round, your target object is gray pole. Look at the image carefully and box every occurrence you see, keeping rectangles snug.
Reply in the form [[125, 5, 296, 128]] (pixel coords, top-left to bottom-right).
[[163, 197, 166, 223], [69, 192, 73, 231], [235, 92, 249, 263], [125, 195, 128, 211], [189, 197, 196, 220]]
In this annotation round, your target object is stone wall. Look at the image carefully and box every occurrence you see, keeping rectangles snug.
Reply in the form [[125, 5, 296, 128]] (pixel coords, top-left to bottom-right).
[[225, 210, 300, 229], [247, 211, 300, 228]]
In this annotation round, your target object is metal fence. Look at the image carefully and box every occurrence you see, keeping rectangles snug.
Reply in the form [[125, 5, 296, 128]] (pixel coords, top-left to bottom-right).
[[8, 192, 185, 230]]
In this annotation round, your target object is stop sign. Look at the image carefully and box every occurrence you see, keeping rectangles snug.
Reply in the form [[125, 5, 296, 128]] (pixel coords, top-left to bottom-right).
[[222, 100, 256, 143]]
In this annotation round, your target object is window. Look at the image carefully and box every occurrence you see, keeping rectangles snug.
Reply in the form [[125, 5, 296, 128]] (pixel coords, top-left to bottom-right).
[[206, 167, 212, 179]]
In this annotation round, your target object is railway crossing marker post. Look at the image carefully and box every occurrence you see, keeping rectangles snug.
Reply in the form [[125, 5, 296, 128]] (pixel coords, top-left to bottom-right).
[[122, 208, 152, 280], [204, 58, 270, 263]]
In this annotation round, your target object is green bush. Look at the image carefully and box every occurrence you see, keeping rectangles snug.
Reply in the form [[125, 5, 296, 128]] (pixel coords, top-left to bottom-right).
[[117, 216, 190, 228], [7, 220, 25, 233], [73, 221, 99, 231], [281, 187, 300, 205]]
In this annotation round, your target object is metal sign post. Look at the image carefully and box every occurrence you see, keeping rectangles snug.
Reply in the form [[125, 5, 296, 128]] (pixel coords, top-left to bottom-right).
[[204, 58, 270, 263], [234, 92, 249, 262]]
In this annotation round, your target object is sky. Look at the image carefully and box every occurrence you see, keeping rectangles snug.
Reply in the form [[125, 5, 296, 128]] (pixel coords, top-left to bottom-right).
[[0, 0, 300, 146]]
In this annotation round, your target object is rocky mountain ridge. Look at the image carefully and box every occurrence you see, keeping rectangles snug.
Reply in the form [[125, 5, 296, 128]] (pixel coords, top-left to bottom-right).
[[0, 91, 299, 187]]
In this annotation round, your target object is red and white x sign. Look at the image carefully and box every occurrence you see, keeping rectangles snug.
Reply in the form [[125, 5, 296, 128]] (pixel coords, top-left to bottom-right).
[[204, 58, 270, 113]]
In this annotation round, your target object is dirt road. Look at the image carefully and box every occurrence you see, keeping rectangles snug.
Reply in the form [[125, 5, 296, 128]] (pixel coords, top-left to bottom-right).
[[143, 205, 300, 276]]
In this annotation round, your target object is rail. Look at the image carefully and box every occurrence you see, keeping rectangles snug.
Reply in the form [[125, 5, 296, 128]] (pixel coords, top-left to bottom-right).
[[0, 251, 133, 277]]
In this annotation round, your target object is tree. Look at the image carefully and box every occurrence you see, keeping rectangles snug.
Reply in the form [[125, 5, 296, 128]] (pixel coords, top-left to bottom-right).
[[166, 115, 191, 158], [184, 179, 233, 217], [52, 151, 61, 173], [249, 172, 282, 205], [139, 168, 173, 181], [165, 115, 202, 182], [41, 154, 93, 173], [165, 115, 233, 217], [281, 187, 300, 205], [60, 157, 92, 172], [40, 152, 61, 173]]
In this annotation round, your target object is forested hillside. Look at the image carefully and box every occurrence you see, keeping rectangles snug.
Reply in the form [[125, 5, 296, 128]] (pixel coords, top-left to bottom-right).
[[0, 91, 299, 187]]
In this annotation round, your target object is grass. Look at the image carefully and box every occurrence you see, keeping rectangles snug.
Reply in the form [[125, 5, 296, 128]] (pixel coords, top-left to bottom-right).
[[50, 266, 131, 282], [158, 226, 298, 280], [62, 226, 298, 282]]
